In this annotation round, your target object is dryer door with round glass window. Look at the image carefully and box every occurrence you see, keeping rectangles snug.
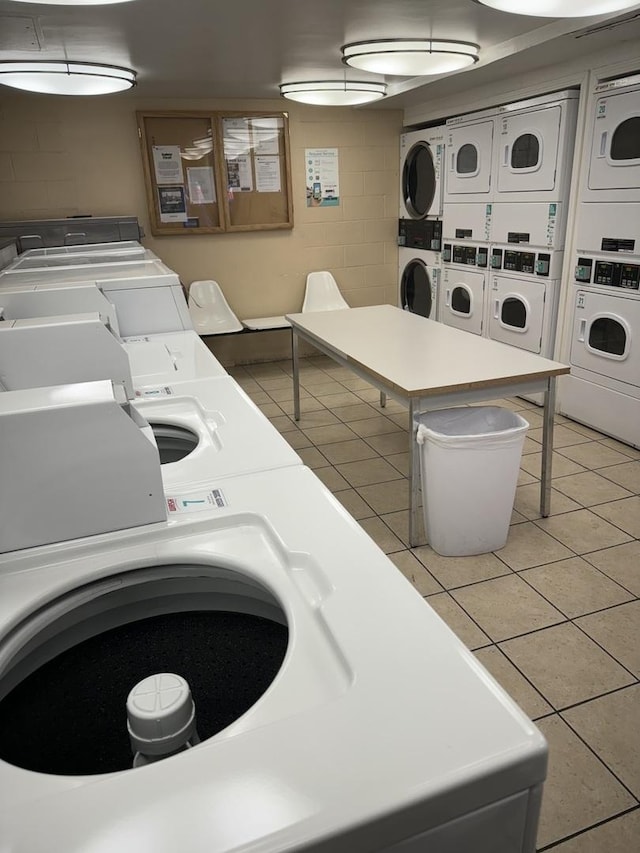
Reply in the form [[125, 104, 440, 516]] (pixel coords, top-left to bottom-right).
[[445, 120, 494, 199], [570, 290, 640, 385], [588, 89, 640, 191], [401, 258, 436, 319], [402, 142, 438, 219], [497, 105, 561, 194], [488, 276, 546, 353], [440, 268, 485, 334]]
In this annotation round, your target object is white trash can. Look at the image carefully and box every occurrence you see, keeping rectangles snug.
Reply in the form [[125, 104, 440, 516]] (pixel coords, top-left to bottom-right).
[[416, 406, 529, 557]]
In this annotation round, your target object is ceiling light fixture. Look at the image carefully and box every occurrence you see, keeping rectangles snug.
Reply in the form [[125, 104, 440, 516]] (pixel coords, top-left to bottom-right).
[[279, 80, 386, 106], [342, 39, 480, 77], [0, 61, 136, 95], [476, 0, 636, 17], [12, 1, 135, 5]]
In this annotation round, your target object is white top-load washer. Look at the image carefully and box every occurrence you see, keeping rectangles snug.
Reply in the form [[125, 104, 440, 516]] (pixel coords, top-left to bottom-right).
[[443, 107, 497, 244], [578, 72, 640, 255], [21, 241, 145, 259], [8, 248, 156, 269], [0, 259, 192, 337], [491, 91, 578, 249], [0, 463, 547, 852], [399, 126, 446, 220]]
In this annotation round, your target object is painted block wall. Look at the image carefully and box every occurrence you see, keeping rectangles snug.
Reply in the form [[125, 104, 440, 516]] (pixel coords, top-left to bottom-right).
[[0, 93, 403, 364]]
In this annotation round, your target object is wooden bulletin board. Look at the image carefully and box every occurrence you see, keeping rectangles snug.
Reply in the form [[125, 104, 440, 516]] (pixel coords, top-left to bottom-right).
[[137, 111, 293, 236]]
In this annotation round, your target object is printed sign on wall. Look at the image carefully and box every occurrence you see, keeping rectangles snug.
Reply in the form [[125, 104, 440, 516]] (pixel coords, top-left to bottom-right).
[[305, 148, 340, 207]]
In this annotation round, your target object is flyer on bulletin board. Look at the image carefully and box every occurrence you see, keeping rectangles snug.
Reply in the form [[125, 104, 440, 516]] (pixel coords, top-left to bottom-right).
[[305, 148, 340, 207], [152, 145, 184, 186]]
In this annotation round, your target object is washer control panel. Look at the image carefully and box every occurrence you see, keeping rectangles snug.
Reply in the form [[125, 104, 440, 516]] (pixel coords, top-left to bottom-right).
[[575, 256, 640, 290], [443, 243, 488, 268]]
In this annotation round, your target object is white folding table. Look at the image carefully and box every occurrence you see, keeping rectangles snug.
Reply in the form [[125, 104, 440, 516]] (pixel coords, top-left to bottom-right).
[[286, 305, 570, 547]]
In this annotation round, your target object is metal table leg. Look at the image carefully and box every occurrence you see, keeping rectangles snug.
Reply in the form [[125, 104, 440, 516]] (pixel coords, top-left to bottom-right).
[[408, 398, 421, 547], [540, 376, 556, 517], [292, 331, 301, 421], [380, 391, 386, 408]]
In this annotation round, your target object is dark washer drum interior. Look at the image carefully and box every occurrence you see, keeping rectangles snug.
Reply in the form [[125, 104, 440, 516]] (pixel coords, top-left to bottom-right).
[[0, 567, 288, 776], [401, 260, 433, 317], [402, 142, 436, 219], [149, 423, 199, 463]]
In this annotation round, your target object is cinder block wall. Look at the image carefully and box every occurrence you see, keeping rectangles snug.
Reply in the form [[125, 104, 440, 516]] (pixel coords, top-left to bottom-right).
[[0, 93, 403, 364]]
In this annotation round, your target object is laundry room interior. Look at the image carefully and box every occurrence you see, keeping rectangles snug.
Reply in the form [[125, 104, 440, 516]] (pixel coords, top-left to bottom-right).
[[0, 1, 639, 852]]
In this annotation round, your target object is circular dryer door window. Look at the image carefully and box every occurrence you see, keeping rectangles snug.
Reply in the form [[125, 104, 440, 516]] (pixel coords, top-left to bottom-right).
[[501, 296, 528, 329], [401, 259, 433, 317], [402, 142, 436, 218]]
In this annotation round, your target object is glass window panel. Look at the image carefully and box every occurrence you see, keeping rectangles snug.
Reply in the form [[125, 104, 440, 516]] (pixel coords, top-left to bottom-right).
[[403, 143, 436, 218], [501, 297, 527, 329], [402, 262, 432, 317], [589, 317, 626, 355], [457, 144, 477, 175], [511, 133, 539, 170], [611, 117, 640, 161], [451, 286, 471, 314]]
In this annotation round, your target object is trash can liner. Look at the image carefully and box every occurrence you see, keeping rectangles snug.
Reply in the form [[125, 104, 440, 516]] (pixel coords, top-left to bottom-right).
[[416, 406, 528, 451]]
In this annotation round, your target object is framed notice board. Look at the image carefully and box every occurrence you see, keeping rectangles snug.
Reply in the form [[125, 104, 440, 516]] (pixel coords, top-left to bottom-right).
[[137, 111, 293, 237]]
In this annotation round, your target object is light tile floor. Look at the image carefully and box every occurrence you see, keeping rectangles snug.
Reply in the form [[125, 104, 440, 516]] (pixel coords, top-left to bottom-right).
[[230, 355, 640, 852]]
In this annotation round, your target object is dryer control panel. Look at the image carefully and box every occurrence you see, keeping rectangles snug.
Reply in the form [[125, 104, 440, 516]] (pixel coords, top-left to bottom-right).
[[442, 243, 488, 268], [575, 256, 640, 290], [398, 218, 442, 251], [490, 247, 551, 277]]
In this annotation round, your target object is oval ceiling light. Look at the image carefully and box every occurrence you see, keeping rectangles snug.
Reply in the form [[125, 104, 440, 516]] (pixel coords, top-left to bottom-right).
[[11, 1, 135, 5], [280, 80, 386, 106], [0, 61, 136, 95], [342, 40, 480, 77], [476, 0, 636, 16]]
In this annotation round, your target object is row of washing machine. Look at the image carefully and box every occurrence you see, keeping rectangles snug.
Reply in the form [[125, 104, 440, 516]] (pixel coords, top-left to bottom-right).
[[0, 232, 548, 851]]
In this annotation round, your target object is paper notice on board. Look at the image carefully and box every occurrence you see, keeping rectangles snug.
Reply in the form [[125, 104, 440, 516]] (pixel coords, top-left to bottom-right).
[[227, 155, 253, 192], [187, 167, 216, 204], [252, 117, 280, 155], [223, 117, 251, 153], [153, 145, 184, 185], [158, 185, 187, 222], [255, 156, 281, 193]]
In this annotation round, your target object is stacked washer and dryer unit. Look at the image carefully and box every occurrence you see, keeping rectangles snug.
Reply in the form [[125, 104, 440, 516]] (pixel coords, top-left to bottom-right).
[[560, 72, 640, 448], [398, 127, 446, 319], [440, 92, 579, 364]]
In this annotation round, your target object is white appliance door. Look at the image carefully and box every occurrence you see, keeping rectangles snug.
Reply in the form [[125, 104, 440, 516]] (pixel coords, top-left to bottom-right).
[[446, 121, 493, 197], [571, 290, 640, 384], [588, 89, 640, 190], [489, 276, 546, 354], [441, 269, 485, 334], [402, 141, 441, 218], [400, 258, 437, 319], [497, 105, 561, 194]]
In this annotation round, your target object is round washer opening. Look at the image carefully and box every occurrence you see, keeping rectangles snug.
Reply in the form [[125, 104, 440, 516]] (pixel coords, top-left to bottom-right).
[[149, 423, 199, 463], [0, 566, 288, 776]]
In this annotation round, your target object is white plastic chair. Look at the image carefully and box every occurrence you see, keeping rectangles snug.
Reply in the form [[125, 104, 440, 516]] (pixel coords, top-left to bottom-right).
[[188, 280, 242, 334], [302, 271, 349, 312]]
